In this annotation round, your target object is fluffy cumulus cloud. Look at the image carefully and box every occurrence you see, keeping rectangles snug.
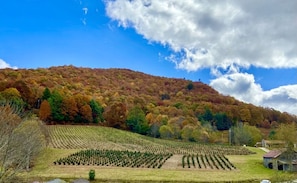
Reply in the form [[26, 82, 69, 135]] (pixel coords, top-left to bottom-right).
[[0, 59, 17, 69], [104, 0, 297, 115], [105, 0, 297, 71], [210, 72, 297, 115]]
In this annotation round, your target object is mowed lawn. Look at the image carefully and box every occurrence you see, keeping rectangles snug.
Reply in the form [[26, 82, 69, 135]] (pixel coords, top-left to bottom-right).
[[24, 125, 296, 182]]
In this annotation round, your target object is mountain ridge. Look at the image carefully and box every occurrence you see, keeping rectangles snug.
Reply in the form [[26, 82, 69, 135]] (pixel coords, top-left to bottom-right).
[[0, 65, 296, 129]]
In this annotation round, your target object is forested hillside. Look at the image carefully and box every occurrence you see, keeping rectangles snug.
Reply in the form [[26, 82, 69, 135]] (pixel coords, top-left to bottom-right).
[[0, 65, 296, 144]]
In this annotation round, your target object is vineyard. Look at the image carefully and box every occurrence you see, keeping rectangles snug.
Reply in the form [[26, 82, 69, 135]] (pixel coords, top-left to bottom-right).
[[49, 125, 255, 171], [49, 125, 253, 155], [54, 149, 172, 168]]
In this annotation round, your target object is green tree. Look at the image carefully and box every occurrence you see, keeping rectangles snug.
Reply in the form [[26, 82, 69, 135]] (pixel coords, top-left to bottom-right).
[[192, 128, 209, 143], [181, 124, 195, 141], [244, 125, 262, 146], [201, 108, 213, 121], [169, 123, 181, 139], [198, 107, 213, 126], [214, 113, 232, 131], [159, 125, 173, 139], [283, 141, 296, 172], [48, 90, 64, 122], [0, 88, 25, 110], [126, 107, 149, 135], [232, 125, 252, 146], [275, 124, 297, 172], [268, 130, 276, 140], [180, 123, 209, 142], [89, 99, 104, 123], [186, 81, 194, 90], [41, 87, 51, 100], [232, 124, 262, 146], [1, 88, 21, 99], [276, 123, 297, 145]]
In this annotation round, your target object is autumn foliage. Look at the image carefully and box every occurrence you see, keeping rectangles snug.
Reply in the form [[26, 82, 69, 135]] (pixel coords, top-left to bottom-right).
[[0, 66, 296, 142]]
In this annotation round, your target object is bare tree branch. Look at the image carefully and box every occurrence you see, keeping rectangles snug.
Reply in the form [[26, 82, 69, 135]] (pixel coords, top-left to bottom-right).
[[0, 102, 46, 182]]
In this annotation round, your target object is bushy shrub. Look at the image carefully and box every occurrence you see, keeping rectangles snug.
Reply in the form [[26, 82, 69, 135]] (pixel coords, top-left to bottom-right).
[[186, 82, 194, 90], [89, 169, 95, 180]]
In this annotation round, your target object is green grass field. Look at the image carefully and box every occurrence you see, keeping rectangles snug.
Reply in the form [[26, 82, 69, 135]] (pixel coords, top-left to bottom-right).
[[24, 125, 296, 182]]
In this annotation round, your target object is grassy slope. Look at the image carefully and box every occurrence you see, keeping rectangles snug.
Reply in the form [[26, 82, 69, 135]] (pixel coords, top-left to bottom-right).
[[25, 125, 296, 183], [46, 125, 252, 155]]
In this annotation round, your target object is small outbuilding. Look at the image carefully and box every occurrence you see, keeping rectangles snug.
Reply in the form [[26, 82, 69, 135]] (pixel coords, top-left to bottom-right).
[[263, 149, 297, 171], [263, 150, 282, 169], [261, 140, 286, 148]]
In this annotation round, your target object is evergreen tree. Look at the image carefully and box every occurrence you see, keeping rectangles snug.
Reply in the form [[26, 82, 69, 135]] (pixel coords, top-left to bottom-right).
[[198, 107, 213, 126], [215, 113, 232, 131], [48, 90, 64, 122], [203, 108, 213, 121], [42, 87, 51, 100], [186, 81, 194, 90]]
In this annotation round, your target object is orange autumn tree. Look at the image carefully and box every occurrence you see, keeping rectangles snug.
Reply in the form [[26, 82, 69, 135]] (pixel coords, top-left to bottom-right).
[[80, 104, 92, 123], [12, 80, 35, 108], [61, 96, 78, 122], [39, 100, 51, 122], [103, 101, 127, 128], [74, 94, 91, 123]]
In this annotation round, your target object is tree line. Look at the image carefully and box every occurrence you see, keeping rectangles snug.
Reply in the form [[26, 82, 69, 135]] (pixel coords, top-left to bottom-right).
[[0, 84, 296, 145], [39, 88, 104, 124]]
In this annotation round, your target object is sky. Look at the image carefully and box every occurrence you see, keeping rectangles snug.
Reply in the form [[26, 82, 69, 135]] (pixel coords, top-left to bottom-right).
[[0, 0, 296, 115]]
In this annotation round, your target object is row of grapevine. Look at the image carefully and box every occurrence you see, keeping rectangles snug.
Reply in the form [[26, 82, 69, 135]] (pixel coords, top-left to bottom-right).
[[54, 149, 173, 169], [181, 154, 236, 170]]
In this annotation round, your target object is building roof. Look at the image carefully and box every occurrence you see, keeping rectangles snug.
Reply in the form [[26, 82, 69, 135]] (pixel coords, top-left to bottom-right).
[[264, 140, 285, 145], [263, 150, 282, 158]]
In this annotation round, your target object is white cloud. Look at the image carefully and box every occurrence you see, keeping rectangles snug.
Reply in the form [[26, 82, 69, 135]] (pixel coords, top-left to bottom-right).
[[104, 0, 297, 115], [0, 59, 17, 69], [210, 72, 297, 115], [105, 0, 297, 71]]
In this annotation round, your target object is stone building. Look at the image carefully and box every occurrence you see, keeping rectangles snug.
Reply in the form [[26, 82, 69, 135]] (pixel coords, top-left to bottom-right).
[[263, 149, 297, 171]]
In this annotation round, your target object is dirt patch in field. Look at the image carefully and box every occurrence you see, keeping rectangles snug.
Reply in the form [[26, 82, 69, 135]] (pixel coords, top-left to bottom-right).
[[161, 155, 183, 169]]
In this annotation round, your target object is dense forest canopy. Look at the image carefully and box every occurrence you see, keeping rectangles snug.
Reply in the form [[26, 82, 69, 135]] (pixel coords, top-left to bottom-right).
[[0, 66, 296, 144]]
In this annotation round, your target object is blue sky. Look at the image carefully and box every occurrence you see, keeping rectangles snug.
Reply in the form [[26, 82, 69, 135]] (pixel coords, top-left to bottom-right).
[[0, 0, 297, 115]]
